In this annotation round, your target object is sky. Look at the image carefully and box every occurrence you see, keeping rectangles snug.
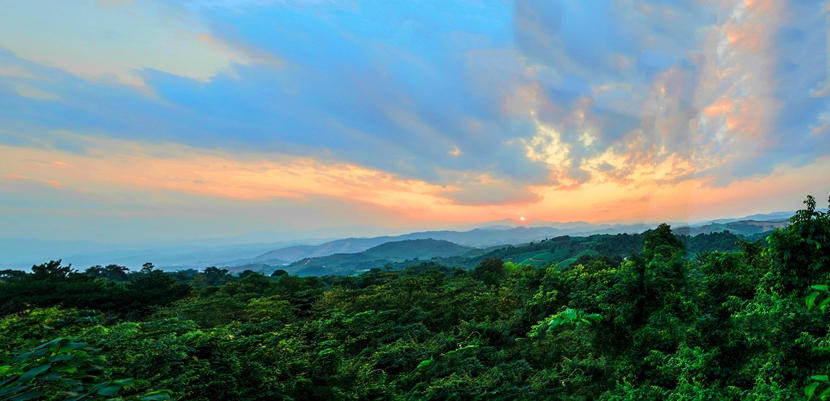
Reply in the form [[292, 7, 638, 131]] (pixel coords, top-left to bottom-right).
[[1, 0, 829, 243]]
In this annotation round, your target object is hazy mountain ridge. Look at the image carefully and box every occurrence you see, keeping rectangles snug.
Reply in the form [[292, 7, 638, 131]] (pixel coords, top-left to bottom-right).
[[286, 239, 473, 276], [0, 211, 798, 271], [673, 219, 790, 236], [277, 229, 768, 277]]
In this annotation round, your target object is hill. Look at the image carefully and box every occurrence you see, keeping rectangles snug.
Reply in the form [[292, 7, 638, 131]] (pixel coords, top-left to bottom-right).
[[286, 239, 473, 276], [673, 219, 789, 236], [280, 229, 769, 276]]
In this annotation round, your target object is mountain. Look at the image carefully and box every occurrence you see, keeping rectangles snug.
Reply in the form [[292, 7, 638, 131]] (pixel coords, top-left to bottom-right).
[[2, 208, 798, 272], [283, 228, 773, 277], [249, 224, 659, 266], [673, 219, 789, 236], [361, 239, 474, 259], [0, 238, 325, 271], [286, 239, 474, 276]]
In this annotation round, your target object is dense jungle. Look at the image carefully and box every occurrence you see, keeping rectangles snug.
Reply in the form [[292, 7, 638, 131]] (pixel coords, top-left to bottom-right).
[[2, 195, 830, 400]]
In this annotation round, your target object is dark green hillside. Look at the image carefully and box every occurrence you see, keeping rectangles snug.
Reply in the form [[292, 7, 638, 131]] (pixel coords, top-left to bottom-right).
[[287, 239, 473, 276], [361, 239, 472, 259], [380, 230, 763, 274]]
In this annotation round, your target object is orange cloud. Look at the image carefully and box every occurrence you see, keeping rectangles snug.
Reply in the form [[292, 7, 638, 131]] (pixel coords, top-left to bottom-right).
[[2, 129, 829, 228], [3, 173, 67, 188]]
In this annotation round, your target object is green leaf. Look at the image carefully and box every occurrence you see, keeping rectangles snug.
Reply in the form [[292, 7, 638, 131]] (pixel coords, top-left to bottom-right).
[[58, 342, 87, 352], [18, 364, 51, 383], [112, 378, 134, 387], [34, 338, 64, 350], [97, 385, 122, 396], [814, 375, 830, 383], [41, 372, 65, 381], [14, 349, 48, 363], [140, 395, 172, 401], [416, 359, 433, 369], [51, 365, 78, 374], [819, 297, 830, 314], [586, 313, 602, 321], [807, 381, 822, 398], [563, 309, 577, 320], [49, 354, 75, 362], [807, 292, 821, 310], [9, 392, 45, 401], [0, 385, 28, 398], [812, 285, 830, 292]]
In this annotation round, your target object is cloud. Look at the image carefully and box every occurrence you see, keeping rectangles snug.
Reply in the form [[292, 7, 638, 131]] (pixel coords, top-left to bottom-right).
[[503, 0, 830, 193], [2, 173, 68, 189], [0, 0, 250, 87], [1, 0, 830, 241], [14, 84, 61, 101]]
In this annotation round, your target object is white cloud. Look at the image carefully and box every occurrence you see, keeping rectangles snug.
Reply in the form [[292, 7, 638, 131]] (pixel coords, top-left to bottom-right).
[[0, 0, 248, 87]]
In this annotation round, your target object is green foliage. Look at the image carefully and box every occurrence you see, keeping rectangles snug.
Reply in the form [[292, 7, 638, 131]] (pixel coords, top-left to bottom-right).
[[472, 257, 507, 286], [0, 337, 171, 401], [767, 195, 830, 289], [2, 194, 829, 399]]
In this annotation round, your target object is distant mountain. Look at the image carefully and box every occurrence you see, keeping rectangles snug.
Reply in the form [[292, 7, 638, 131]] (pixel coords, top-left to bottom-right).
[[249, 224, 659, 266], [284, 229, 773, 277], [287, 239, 473, 276], [361, 239, 473, 259], [673, 219, 789, 236], [2, 207, 802, 272], [0, 238, 325, 271]]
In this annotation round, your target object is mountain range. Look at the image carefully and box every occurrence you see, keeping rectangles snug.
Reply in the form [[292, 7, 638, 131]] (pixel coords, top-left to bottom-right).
[[0, 210, 800, 272]]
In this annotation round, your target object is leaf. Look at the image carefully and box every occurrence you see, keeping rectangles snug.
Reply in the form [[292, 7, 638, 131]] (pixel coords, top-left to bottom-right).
[[58, 342, 87, 352], [51, 365, 78, 374], [563, 309, 577, 320], [18, 364, 51, 383], [97, 385, 122, 396], [140, 395, 172, 401], [34, 338, 64, 350], [807, 381, 822, 398], [807, 292, 820, 310], [814, 375, 830, 383], [819, 297, 830, 314], [8, 392, 45, 401], [0, 385, 29, 398], [41, 372, 66, 381], [112, 378, 134, 387], [813, 285, 830, 292], [14, 349, 48, 363], [416, 359, 433, 369], [49, 355, 75, 362]]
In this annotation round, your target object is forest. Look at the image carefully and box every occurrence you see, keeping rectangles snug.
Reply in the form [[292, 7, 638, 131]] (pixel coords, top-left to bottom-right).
[[2, 195, 830, 400]]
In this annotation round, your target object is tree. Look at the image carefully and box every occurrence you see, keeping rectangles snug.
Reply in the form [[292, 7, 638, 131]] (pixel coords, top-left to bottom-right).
[[473, 257, 506, 286], [643, 223, 685, 261], [104, 264, 130, 282], [767, 195, 830, 289], [125, 271, 192, 316], [31, 260, 74, 280], [140, 262, 155, 275], [0, 269, 26, 281]]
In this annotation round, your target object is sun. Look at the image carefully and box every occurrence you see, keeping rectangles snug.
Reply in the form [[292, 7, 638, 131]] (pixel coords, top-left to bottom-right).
[[520, 217, 525, 221]]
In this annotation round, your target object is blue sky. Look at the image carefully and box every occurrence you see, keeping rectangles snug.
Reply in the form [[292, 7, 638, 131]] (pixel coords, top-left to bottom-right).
[[1, 0, 829, 242]]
